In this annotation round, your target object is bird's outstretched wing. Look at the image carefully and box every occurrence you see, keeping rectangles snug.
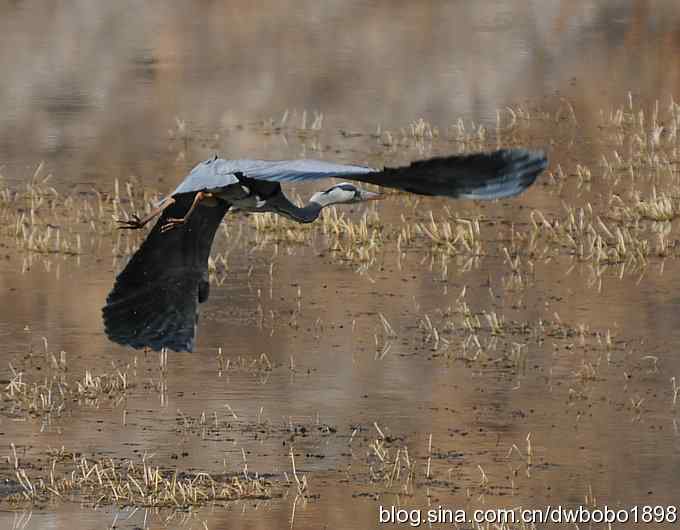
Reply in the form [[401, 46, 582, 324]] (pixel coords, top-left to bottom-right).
[[169, 158, 374, 196], [362, 148, 547, 199], [257, 148, 547, 199], [102, 195, 229, 352], [171, 148, 546, 201]]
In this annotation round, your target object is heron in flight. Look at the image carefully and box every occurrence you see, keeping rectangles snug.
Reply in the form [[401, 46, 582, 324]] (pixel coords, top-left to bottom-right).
[[103, 148, 547, 352]]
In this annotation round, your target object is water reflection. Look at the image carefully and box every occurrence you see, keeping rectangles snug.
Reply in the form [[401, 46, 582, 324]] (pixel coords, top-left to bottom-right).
[[1, 2, 680, 530], [1, 1, 679, 185]]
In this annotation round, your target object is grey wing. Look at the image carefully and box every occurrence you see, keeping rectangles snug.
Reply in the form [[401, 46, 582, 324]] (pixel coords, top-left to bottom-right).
[[170, 162, 242, 196], [171, 148, 546, 201], [169, 158, 377, 197], [222, 159, 376, 182], [236, 149, 546, 200]]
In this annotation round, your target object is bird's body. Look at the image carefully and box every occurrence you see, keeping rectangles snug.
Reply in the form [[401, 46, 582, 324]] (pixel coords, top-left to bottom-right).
[[103, 148, 548, 352]]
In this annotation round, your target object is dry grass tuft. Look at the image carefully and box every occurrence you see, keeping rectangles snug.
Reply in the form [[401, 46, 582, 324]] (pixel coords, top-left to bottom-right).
[[4, 449, 274, 507]]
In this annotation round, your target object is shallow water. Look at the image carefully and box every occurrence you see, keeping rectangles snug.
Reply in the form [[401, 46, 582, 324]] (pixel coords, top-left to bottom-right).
[[1, 1, 680, 529]]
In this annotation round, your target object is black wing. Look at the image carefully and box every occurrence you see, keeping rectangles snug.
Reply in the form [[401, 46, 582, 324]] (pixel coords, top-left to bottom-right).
[[361, 148, 547, 199], [103, 195, 229, 352], [245, 148, 547, 200]]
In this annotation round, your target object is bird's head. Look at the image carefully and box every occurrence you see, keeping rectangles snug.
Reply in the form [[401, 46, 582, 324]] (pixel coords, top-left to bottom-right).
[[309, 183, 381, 207]]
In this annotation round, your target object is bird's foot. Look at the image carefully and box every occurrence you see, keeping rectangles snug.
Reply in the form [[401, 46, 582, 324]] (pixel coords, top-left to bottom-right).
[[116, 214, 146, 230], [161, 217, 186, 233]]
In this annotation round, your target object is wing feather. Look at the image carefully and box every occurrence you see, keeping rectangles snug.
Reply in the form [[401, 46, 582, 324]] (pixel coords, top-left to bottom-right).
[[359, 148, 548, 199], [102, 195, 229, 352], [170, 148, 545, 200]]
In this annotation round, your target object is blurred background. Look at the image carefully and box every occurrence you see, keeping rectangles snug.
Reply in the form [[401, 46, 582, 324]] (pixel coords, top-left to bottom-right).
[[1, 2, 680, 529], [1, 0, 679, 184]]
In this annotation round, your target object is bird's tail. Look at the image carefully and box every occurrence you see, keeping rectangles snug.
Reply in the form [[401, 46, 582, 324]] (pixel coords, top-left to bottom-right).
[[359, 148, 547, 200]]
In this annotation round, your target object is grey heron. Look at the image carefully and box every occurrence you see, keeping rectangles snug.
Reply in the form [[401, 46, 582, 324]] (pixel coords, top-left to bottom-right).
[[103, 148, 547, 352]]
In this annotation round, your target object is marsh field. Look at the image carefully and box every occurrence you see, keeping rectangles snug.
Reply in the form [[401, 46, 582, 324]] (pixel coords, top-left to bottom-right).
[[1, 2, 680, 529]]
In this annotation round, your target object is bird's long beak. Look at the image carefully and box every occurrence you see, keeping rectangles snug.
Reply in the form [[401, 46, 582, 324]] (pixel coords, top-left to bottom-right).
[[359, 190, 382, 201]]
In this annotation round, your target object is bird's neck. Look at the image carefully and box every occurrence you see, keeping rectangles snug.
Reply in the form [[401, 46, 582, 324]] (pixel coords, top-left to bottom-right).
[[253, 192, 323, 223], [282, 201, 323, 223]]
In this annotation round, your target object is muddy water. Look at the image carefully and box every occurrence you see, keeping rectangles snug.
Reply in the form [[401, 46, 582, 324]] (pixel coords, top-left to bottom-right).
[[2, 1, 680, 529]]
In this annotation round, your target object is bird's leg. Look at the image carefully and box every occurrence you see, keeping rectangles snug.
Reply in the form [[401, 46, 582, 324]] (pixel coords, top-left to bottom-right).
[[117, 197, 176, 230], [161, 191, 213, 233]]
